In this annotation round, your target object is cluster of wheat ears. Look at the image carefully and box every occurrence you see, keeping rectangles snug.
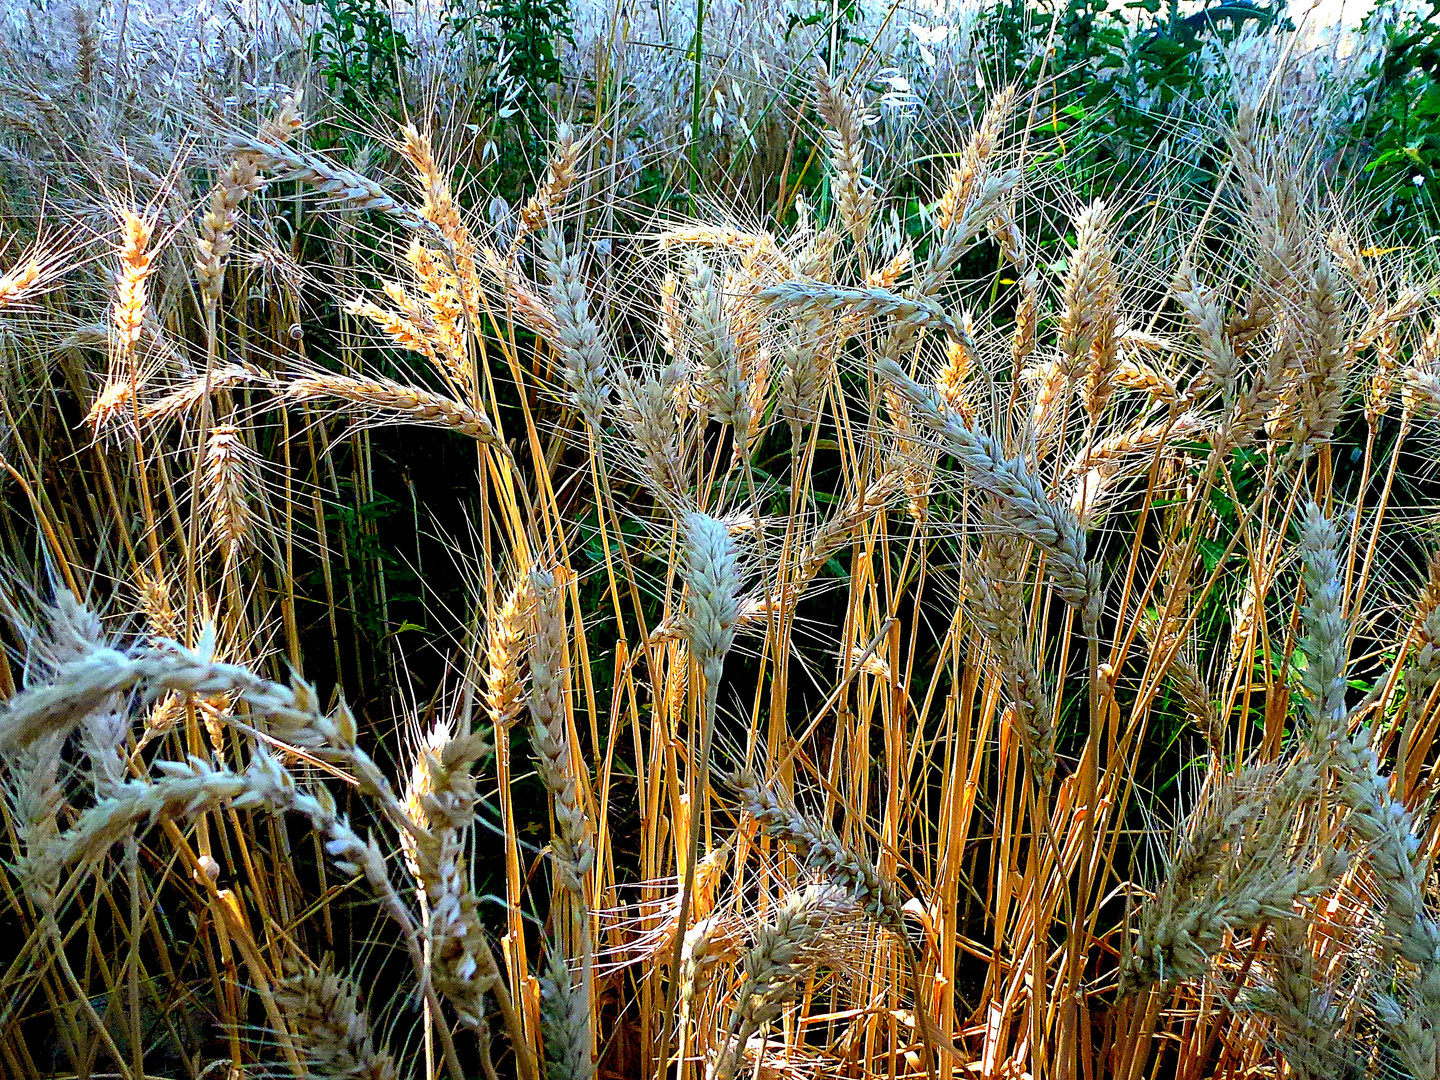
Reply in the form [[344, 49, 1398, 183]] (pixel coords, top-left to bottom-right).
[[3, 58, 1440, 1080]]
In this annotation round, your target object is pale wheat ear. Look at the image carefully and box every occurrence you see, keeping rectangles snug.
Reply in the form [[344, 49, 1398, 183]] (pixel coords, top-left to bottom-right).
[[713, 883, 862, 1080], [541, 228, 611, 427], [876, 356, 1100, 623], [195, 96, 300, 311], [275, 958, 399, 1080], [1297, 502, 1440, 1075], [1248, 919, 1362, 1080], [813, 62, 877, 247], [1120, 760, 1340, 995], [962, 529, 1055, 782]]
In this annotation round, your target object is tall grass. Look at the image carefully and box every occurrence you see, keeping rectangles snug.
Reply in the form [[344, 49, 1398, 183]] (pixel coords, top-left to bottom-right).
[[0, 19, 1439, 1080]]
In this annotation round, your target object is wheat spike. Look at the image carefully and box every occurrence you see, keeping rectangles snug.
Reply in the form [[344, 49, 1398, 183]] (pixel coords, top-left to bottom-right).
[[275, 960, 398, 1080], [286, 375, 505, 451]]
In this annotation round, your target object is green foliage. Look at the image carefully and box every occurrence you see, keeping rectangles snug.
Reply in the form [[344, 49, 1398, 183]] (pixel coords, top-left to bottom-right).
[[980, 0, 1286, 199], [1351, 0, 1440, 238], [449, 0, 573, 170], [303, 0, 413, 111]]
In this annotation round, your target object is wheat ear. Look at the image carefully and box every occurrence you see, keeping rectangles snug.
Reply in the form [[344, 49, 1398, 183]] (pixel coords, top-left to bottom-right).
[[112, 210, 155, 349], [195, 97, 300, 307], [714, 884, 859, 1080], [1120, 761, 1337, 992], [286, 375, 505, 452], [275, 960, 399, 1080], [813, 62, 876, 245], [876, 358, 1099, 619], [1298, 503, 1440, 1079], [541, 230, 610, 426]]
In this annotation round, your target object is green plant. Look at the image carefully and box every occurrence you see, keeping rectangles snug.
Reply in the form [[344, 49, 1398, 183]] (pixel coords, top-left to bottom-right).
[[303, 0, 414, 111], [1351, 0, 1440, 237]]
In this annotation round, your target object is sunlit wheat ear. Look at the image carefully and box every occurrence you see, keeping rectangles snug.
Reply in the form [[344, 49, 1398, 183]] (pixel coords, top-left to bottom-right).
[[285, 374, 506, 453], [403, 241, 471, 384], [201, 424, 257, 563], [516, 122, 579, 243], [112, 209, 156, 352], [1057, 201, 1120, 418], [485, 574, 535, 733], [876, 358, 1099, 621], [541, 229, 610, 427], [142, 362, 264, 426], [0, 243, 62, 309], [714, 884, 862, 1080], [525, 569, 594, 893], [482, 243, 561, 341], [275, 959, 398, 1080], [398, 123, 482, 311], [539, 952, 592, 1080], [963, 531, 1054, 781], [1120, 760, 1338, 993], [938, 84, 1016, 228], [813, 62, 876, 246], [346, 287, 437, 356], [195, 97, 300, 308]]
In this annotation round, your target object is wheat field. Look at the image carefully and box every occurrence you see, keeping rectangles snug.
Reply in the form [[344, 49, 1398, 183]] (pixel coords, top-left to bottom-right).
[[0, 20, 1437, 1080]]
